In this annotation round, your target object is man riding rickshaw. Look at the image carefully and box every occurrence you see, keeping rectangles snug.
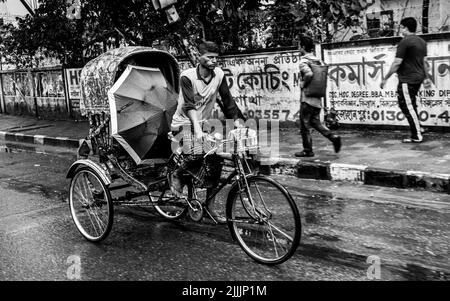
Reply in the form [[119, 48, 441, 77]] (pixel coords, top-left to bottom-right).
[[66, 44, 301, 265]]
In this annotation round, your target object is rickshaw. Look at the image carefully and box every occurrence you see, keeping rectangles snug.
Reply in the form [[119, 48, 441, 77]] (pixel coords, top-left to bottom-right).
[[66, 46, 301, 265]]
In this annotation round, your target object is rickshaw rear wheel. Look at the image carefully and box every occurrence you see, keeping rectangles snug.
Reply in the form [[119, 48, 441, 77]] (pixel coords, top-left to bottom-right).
[[69, 167, 114, 242]]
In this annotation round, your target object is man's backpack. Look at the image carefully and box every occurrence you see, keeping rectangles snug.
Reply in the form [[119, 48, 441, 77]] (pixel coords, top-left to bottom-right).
[[303, 58, 329, 98]]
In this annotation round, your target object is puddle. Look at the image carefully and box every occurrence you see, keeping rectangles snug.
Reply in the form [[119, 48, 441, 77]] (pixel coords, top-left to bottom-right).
[[6, 124, 54, 133], [6, 178, 67, 201]]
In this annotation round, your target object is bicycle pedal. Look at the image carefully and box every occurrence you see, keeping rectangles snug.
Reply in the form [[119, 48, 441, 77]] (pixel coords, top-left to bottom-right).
[[188, 200, 203, 222]]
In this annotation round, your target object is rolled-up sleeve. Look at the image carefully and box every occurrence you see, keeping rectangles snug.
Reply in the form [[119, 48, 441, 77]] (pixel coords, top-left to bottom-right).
[[180, 76, 196, 112]]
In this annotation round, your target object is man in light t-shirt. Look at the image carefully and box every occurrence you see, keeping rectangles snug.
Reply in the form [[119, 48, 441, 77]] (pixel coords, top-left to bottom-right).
[[170, 41, 242, 223]]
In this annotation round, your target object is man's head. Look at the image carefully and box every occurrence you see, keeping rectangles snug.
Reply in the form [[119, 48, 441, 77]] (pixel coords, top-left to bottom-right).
[[298, 36, 315, 55], [198, 41, 219, 70], [400, 17, 417, 36]]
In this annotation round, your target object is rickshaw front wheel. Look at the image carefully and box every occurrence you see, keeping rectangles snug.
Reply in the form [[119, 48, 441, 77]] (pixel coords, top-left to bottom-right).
[[69, 167, 114, 242]]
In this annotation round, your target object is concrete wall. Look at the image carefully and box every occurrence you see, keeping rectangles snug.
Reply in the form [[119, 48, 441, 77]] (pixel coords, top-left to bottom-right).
[[323, 33, 450, 128], [0, 67, 70, 120], [3, 33, 449, 130]]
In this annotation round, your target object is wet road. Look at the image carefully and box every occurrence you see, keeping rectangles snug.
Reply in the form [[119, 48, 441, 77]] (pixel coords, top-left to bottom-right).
[[0, 149, 449, 281]]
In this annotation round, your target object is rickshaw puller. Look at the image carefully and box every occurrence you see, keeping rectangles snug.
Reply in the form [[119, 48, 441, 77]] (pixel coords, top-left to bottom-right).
[[170, 41, 243, 224]]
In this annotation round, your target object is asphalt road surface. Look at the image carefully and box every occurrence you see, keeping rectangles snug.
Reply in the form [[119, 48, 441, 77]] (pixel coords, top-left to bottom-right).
[[0, 149, 448, 281]]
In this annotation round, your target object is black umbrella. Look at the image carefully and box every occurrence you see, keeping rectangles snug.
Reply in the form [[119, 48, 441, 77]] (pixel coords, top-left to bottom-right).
[[108, 65, 178, 164]]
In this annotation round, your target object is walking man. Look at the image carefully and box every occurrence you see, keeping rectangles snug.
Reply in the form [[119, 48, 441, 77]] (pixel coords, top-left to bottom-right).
[[380, 17, 431, 143], [295, 36, 341, 157]]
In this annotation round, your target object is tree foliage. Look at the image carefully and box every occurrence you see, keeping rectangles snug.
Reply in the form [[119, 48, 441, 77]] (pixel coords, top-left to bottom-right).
[[0, 0, 372, 68], [1, 0, 170, 68]]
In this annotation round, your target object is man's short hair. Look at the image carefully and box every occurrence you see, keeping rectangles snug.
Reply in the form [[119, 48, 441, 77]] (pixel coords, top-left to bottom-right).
[[299, 36, 315, 53], [400, 17, 417, 33], [198, 41, 219, 55]]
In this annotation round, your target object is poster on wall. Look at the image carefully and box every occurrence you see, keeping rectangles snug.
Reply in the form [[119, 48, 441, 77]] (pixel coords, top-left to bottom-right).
[[35, 71, 67, 118], [324, 40, 450, 127], [65, 68, 83, 117], [36, 72, 64, 98], [15, 72, 32, 97], [180, 50, 302, 122], [1, 72, 36, 116], [1, 74, 16, 96], [65, 68, 82, 99]]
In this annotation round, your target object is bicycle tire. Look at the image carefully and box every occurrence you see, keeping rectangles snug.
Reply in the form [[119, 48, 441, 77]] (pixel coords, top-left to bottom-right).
[[69, 167, 114, 242], [226, 175, 301, 265]]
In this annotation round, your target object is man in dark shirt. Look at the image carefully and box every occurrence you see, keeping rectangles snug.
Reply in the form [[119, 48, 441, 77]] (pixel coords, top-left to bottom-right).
[[380, 17, 431, 143]]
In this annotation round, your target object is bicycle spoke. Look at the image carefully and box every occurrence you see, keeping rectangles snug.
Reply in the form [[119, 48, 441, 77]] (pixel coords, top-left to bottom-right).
[[86, 209, 100, 236], [265, 221, 294, 243], [91, 208, 106, 232]]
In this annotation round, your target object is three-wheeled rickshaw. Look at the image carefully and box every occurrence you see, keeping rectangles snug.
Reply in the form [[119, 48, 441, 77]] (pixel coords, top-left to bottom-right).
[[66, 46, 301, 265]]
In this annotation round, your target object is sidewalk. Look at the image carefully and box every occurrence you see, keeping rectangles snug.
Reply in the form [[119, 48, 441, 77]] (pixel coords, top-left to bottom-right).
[[1, 113, 450, 194]]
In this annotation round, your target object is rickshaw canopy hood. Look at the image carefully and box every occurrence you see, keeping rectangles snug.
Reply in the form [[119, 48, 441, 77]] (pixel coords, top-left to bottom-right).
[[80, 46, 180, 116]]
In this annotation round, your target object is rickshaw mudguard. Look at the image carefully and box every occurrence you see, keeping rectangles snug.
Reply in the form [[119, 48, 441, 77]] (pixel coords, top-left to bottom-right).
[[66, 159, 112, 186]]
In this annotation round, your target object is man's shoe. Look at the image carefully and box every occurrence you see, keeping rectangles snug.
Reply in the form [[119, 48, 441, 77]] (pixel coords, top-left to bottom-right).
[[294, 151, 314, 157], [331, 136, 342, 153], [402, 138, 423, 143]]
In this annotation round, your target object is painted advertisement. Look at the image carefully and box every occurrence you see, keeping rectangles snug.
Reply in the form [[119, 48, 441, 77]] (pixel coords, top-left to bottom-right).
[[65, 68, 83, 119], [1, 72, 36, 116], [179, 50, 302, 122], [324, 40, 450, 127], [35, 70, 68, 119]]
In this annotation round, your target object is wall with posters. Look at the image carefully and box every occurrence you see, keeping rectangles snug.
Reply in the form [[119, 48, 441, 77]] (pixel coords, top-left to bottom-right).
[[64, 51, 302, 123], [0, 68, 69, 119], [179, 50, 302, 123], [1, 72, 36, 116], [323, 35, 450, 128], [2, 35, 448, 128]]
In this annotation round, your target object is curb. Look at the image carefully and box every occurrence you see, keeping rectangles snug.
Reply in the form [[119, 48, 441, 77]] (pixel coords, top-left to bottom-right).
[[2, 130, 449, 194], [0, 131, 82, 149], [259, 157, 450, 194]]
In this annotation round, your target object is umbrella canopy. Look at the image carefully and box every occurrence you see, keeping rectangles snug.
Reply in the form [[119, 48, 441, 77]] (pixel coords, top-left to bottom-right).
[[108, 65, 178, 164]]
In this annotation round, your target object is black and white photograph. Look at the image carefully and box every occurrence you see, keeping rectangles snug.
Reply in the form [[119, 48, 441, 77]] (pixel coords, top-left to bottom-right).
[[0, 0, 449, 289]]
